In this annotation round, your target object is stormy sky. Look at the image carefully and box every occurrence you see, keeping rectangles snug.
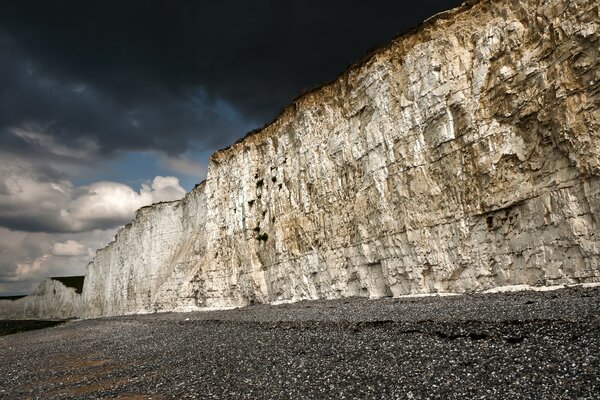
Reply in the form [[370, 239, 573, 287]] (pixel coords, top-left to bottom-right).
[[0, 0, 462, 296]]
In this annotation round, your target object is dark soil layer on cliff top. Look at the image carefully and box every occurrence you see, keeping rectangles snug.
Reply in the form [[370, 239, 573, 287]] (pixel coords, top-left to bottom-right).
[[0, 287, 599, 399]]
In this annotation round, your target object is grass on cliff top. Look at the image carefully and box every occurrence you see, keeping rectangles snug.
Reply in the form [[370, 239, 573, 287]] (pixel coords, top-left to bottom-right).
[[50, 276, 85, 294], [0, 320, 65, 337]]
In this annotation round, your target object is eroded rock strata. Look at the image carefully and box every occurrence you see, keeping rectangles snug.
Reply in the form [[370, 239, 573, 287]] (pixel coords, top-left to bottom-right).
[[11, 0, 600, 319]]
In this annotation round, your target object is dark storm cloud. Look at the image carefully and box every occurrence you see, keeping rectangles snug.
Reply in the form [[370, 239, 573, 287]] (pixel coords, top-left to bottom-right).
[[0, 0, 462, 158], [0, 33, 252, 157]]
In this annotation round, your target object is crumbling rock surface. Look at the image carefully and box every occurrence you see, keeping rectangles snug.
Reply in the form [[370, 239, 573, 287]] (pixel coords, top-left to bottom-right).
[[57, 0, 600, 317]]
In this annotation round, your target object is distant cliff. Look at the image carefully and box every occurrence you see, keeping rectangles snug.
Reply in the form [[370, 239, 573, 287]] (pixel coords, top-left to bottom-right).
[[4, 0, 600, 320], [0, 277, 83, 320]]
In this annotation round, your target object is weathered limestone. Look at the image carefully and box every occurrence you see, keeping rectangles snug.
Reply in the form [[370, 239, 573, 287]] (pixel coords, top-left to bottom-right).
[[82, 193, 208, 317], [57, 0, 600, 317], [0, 277, 84, 320]]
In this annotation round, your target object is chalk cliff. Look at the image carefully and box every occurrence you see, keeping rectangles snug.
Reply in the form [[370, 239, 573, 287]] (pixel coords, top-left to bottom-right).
[[79, 0, 600, 318], [0, 277, 84, 320], [6, 0, 598, 320]]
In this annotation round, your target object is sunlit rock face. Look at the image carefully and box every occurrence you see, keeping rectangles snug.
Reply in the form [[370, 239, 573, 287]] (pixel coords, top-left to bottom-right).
[[81, 0, 600, 317], [82, 193, 208, 317], [0, 278, 83, 319]]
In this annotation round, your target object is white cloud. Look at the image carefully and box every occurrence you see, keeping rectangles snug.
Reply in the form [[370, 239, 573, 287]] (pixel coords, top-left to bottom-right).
[[14, 255, 48, 282], [0, 168, 187, 233], [65, 176, 186, 231], [0, 227, 117, 295], [142, 176, 188, 202], [51, 240, 87, 257]]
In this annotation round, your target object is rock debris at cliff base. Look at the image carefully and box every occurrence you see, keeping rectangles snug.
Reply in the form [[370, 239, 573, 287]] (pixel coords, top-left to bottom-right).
[[1, 286, 598, 399]]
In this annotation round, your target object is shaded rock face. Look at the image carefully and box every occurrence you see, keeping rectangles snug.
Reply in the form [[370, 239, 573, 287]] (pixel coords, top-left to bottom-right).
[[0, 278, 83, 320], [82, 0, 600, 317]]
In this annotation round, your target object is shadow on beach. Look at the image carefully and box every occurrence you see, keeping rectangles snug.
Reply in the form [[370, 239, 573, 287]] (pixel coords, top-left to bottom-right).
[[0, 320, 65, 337]]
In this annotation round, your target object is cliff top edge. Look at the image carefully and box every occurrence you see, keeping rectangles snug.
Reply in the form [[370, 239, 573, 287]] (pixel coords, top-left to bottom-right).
[[209, 0, 482, 161]]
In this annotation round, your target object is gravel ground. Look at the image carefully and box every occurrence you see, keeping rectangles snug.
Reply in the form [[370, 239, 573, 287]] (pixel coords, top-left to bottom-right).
[[0, 286, 598, 399]]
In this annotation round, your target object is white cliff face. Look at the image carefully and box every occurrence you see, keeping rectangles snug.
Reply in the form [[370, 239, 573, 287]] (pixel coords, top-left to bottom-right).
[[0, 278, 83, 320], [81, 0, 600, 317], [82, 192, 208, 317]]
